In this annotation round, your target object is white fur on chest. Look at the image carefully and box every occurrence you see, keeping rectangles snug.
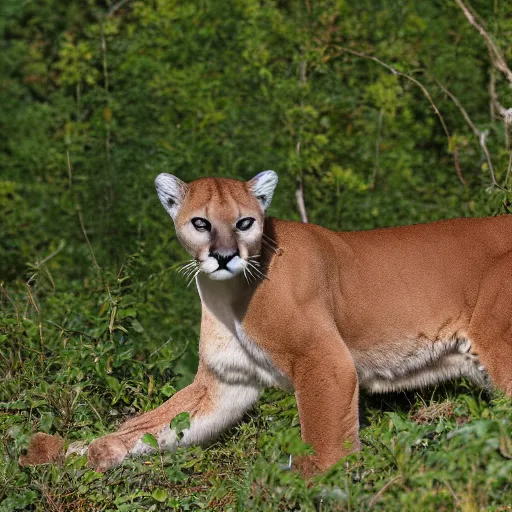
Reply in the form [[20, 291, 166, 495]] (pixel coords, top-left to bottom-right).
[[196, 276, 291, 390]]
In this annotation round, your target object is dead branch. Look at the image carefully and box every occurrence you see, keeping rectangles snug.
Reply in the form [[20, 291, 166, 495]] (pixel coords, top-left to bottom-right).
[[295, 61, 309, 223], [434, 80, 498, 186], [295, 142, 309, 223], [107, 0, 132, 18], [455, 0, 512, 187], [334, 46, 466, 185], [488, 69, 508, 121], [454, 0, 512, 84]]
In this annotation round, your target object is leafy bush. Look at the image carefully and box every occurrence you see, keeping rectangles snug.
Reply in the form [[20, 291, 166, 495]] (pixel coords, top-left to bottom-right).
[[1, 0, 512, 509]]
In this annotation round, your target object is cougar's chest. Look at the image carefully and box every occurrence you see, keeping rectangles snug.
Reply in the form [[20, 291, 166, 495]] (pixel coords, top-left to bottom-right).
[[196, 276, 291, 389]]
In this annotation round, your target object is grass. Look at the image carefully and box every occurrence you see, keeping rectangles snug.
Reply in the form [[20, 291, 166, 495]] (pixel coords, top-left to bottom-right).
[[2, 262, 512, 511]]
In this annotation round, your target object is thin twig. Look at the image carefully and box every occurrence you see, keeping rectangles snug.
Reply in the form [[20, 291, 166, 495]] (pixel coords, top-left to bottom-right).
[[434, 79, 498, 186], [368, 475, 403, 509], [369, 109, 383, 189], [44, 320, 96, 341], [441, 478, 462, 508], [76, 205, 101, 275], [0, 283, 21, 322], [66, 150, 72, 188], [454, 0, 512, 84], [26, 284, 44, 361], [334, 46, 466, 185], [295, 60, 309, 223], [26, 241, 65, 285], [505, 152, 512, 187], [107, 0, 132, 18], [34, 481, 63, 512], [488, 69, 507, 121], [66, 150, 101, 274], [100, 23, 111, 163], [295, 171, 309, 223]]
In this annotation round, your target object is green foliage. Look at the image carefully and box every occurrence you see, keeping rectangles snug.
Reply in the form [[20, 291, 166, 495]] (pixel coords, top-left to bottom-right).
[[141, 433, 159, 452], [171, 412, 191, 441], [1, 0, 512, 510]]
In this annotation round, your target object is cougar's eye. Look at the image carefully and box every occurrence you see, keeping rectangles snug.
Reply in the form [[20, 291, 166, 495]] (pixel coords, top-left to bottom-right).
[[191, 217, 211, 232], [236, 217, 255, 231]]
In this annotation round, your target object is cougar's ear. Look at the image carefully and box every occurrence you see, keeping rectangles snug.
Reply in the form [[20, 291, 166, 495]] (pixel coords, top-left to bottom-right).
[[155, 173, 188, 221], [248, 170, 278, 211]]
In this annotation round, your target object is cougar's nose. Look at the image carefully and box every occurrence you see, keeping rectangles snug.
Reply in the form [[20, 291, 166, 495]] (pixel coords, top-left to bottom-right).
[[210, 250, 239, 270]]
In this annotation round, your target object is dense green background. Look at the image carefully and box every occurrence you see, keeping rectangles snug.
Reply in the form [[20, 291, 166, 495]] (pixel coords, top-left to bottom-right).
[[1, 0, 512, 510]]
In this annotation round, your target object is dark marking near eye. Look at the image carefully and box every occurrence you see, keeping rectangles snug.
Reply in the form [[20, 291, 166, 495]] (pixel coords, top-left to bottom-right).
[[191, 217, 211, 232], [236, 217, 255, 231]]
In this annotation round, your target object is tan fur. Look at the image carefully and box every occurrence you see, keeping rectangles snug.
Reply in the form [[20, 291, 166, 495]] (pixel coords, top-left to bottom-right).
[[18, 432, 65, 466], [21, 173, 512, 477]]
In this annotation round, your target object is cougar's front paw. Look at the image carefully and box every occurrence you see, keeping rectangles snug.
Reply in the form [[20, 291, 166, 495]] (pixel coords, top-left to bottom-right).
[[293, 453, 346, 479], [87, 435, 128, 472], [292, 455, 326, 479], [18, 433, 65, 466]]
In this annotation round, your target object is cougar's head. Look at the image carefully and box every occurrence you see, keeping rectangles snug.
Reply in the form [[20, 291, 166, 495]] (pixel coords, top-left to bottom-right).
[[155, 171, 278, 281]]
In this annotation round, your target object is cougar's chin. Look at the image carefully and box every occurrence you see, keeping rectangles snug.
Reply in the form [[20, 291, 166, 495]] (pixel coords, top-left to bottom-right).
[[208, 269, 236, 281]]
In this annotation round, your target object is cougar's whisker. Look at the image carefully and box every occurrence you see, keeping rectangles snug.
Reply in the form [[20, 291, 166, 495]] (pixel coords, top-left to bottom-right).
[[243, 267, 251, 285], [262, 238, 279, 254], [179, 266, 196, 277], [247, 261, 267, 281], [245, 265, 256, 283], [262, 233, 279, 249], [177, 260, 197, 276], [182, 265, 199, 279], [248, 258, 261, 267], [187, 268, 201, 287]]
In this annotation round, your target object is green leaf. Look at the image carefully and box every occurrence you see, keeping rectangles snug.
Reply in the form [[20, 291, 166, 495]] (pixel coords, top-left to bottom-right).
[[0, 490, 37, 510], [141, 433, 159, 451], [1, 400, 28, 410], [131, 319, 144, 333], [106, 376, 121, 392], [171, 412, 191, 440], [161, 383, 176, 398], [151, 488, 168, 502], [39, 411, 54, 432]]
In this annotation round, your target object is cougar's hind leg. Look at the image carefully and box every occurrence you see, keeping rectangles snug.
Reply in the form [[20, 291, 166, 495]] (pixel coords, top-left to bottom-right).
[[87, 365, 260, 471], [468, 253, 512, 397]]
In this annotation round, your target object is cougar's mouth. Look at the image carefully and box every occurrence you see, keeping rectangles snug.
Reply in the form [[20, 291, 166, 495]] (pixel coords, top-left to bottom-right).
[[200, 251, 244, 281]]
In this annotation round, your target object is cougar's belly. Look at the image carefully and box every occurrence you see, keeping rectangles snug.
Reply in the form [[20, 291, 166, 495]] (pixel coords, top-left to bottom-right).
[[351, 337, 489, 393]]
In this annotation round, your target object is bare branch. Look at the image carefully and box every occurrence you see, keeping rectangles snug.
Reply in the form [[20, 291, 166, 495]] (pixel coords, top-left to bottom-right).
[[434, 80, 498, 187], [505, 109, 512, 151], [454, 1, 512, 188], [295, 142, 309, 223], [295, 180, 309, 223], [369, 109, 383, 190], [506, 152, 512, 187], [334, 46, 466, 185], [107, 0, 132, 18], [454, 0, 512, 84], [295, 61, 309, 223], [368, 475, 403, 509]]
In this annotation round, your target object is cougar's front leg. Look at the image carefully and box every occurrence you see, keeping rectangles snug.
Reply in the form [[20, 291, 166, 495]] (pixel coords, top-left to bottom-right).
[[291, 335, 360, 478], [87, 364, 259, 471], [88, 305, 261, 471]]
